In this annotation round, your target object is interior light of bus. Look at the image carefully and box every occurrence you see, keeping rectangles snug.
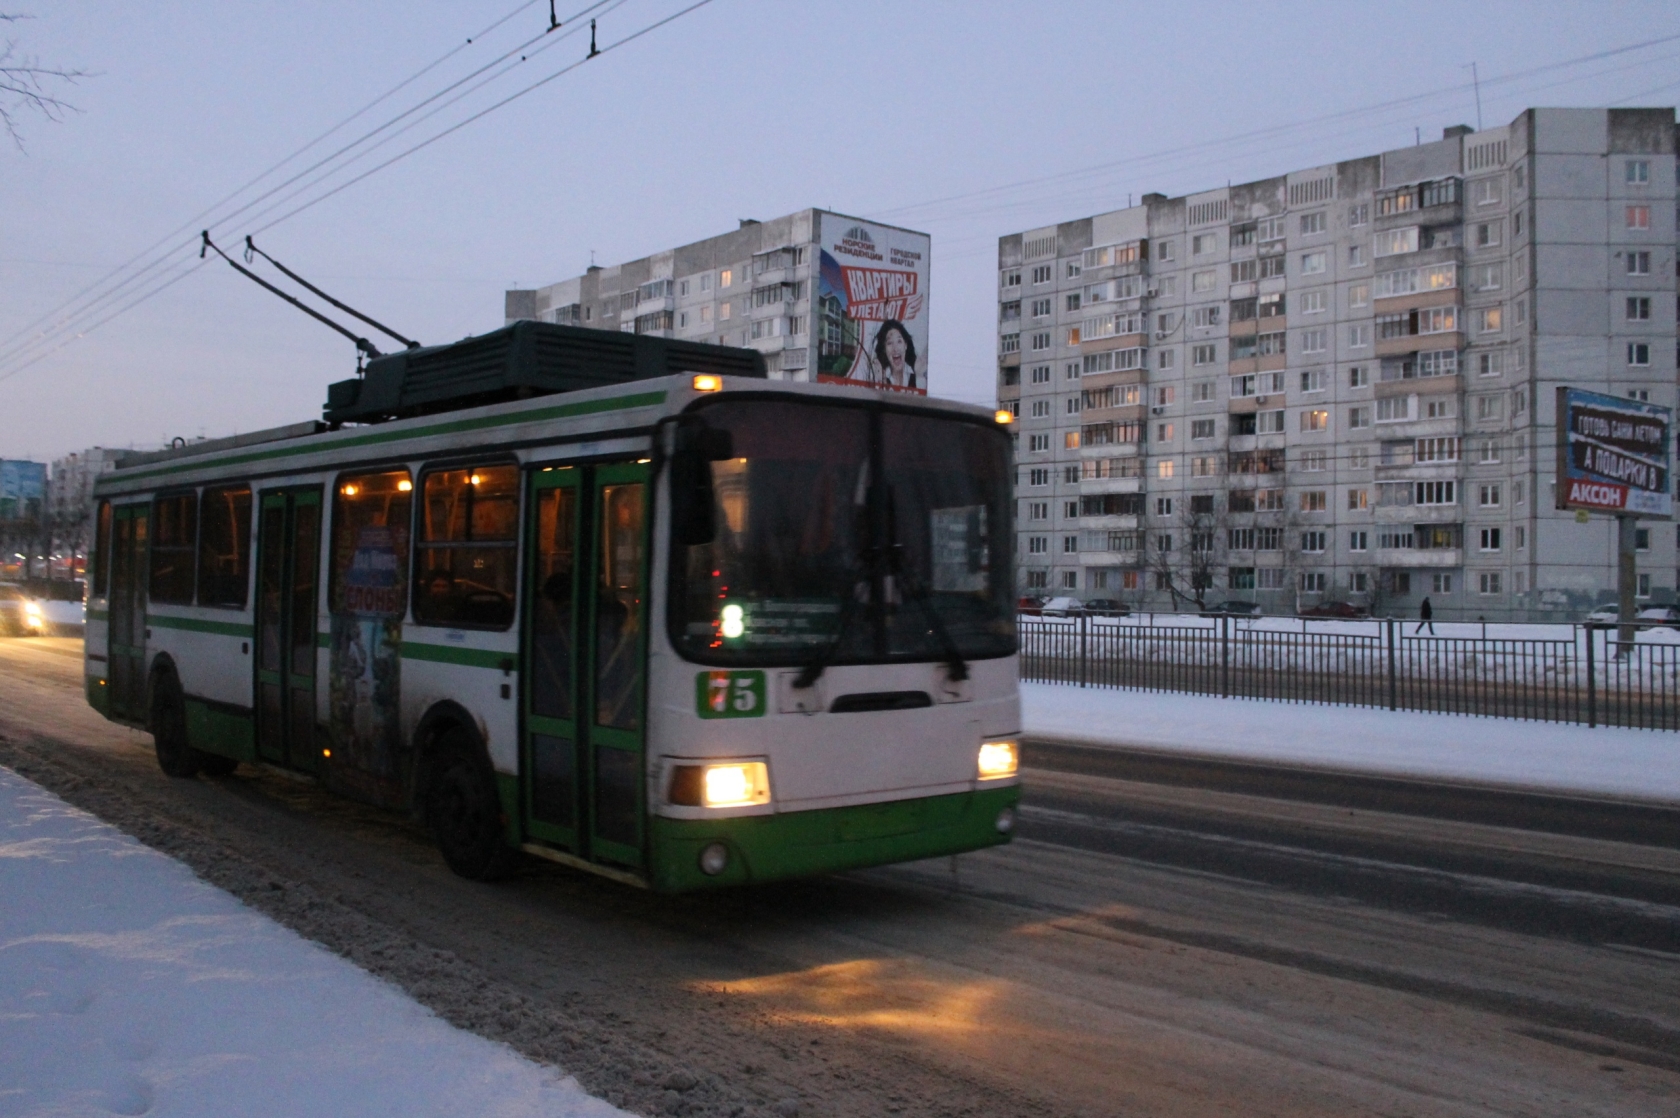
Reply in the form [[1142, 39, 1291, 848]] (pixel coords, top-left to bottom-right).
[[703, 762, 770, 808], [341, 484, 359, 497], [692, 374, 722, 392], [977, 739, 1019, 780], [994, 409, 1014, 424], [396, 479, 413, 492], [720, 603, 745, 639], [637, 458, 651, 464], [469, 474, 482, 486]]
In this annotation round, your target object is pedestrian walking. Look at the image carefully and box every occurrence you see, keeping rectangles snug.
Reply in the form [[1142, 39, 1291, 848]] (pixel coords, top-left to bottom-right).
[[1416, 596, 1435, 635]]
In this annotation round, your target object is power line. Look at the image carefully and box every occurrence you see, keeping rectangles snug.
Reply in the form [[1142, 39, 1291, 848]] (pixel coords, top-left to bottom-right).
[[0, 1, 547, 359], [868, 30, 1680, 225], [0, 0, 704, 379]]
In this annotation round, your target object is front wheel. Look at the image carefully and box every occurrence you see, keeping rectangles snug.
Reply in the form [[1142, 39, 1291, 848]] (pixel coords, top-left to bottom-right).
[[150, 678, 200, 779], [427, 731, 517, 881]]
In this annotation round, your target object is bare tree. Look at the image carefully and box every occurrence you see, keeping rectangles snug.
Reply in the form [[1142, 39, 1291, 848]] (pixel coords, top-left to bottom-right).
[[1, 13, 88, 148], [1146, 498, 1226, 612]]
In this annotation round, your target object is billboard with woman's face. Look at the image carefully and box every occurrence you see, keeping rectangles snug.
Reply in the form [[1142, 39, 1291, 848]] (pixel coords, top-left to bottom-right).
[[815, 214, 929, 395]]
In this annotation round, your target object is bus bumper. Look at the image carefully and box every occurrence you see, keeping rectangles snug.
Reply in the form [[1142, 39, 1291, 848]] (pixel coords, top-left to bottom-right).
[[647, 784, 1021, 893]]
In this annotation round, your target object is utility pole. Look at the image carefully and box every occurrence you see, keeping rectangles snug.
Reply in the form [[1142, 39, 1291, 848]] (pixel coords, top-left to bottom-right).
[[1616, 513, 1638, 656]]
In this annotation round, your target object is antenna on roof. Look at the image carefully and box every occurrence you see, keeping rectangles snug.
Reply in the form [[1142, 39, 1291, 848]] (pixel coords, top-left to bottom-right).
[[243, 237, 419, 350], [201, 231, 384, 372]]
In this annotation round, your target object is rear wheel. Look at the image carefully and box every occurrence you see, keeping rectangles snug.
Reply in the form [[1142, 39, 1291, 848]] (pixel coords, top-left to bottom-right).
[[427, 728, 517, 881], [150, 677, 200, 779]]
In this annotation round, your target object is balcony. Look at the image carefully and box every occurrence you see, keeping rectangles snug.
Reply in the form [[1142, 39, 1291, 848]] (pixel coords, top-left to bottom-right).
[[1376, 547, 1461, 568], [1080, 476, 1143, 495]]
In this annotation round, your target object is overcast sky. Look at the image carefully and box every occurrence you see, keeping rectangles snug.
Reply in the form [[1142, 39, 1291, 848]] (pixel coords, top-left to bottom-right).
[[3, 1, 1678, 461]]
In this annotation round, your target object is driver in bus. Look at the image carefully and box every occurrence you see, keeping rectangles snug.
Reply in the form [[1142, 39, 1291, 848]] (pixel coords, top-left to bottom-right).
[[423, 569, 458, 623]]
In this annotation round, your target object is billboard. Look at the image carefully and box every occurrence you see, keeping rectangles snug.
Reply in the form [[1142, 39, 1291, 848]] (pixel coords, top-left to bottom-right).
[[1555, 387, 1673, 518], [0, 460, 46, 522], [815, 213, 929, 394]]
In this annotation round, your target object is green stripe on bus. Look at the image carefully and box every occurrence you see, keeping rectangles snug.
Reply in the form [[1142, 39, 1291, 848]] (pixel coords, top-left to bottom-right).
[[103, 390, 668, 486], [400, 642, 509, 669], [87, 609, 109, 621], [147, 615, 255, 638], [317, 632, 330, 648]]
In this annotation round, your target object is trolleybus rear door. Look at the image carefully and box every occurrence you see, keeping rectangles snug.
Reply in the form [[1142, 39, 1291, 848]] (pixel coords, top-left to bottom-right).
[[523, 467, 582, 849], [107, 504, 148, 721], [255, 488, 322, 771], [585, 463, 649, 869]]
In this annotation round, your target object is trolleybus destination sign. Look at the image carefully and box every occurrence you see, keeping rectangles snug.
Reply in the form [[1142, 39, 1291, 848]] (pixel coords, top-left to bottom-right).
[[1555, 387, 1673, 518]]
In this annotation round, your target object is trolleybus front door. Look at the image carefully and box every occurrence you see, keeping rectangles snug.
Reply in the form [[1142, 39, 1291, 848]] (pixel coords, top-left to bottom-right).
[[255, 488, 322, 771], [107, 504, 148, 721], [522, 462, 649, 869]]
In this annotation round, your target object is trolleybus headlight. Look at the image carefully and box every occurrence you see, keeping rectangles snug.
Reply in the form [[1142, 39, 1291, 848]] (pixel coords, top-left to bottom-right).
[[699, 842, 730, 876], [703, 762, 770, 807], [977, 739, 1019, 780], [668, 761, 772, 808]]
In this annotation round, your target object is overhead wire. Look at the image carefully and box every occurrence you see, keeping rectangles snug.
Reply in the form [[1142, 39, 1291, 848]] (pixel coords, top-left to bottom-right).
[[0, 0, 708, 381], [0, 0, 548, 361]]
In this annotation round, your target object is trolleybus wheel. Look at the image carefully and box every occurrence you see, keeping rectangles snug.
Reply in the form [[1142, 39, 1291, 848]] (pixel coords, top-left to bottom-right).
[[427, 729, 516, 881], [150, 677, 201, 779]]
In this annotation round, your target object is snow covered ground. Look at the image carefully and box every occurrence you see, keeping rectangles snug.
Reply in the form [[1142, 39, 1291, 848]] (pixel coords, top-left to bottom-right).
[[1022, 682, 1680, 802], [0, 768, 625, 1118]]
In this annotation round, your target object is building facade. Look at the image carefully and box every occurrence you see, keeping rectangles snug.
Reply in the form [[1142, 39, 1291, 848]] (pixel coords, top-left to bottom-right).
[[507, 209, 932, 393], [998, 108, 1679, 620]]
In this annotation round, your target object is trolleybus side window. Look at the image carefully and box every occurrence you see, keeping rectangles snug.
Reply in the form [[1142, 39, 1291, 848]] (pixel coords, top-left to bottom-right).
[[414, 463, 518, 628], [91, 500, 112, 597], [197, 485, 253, 608], [595, 481, 645, 731], [330, 471, 412, 619], [149, 491, 198, 605]]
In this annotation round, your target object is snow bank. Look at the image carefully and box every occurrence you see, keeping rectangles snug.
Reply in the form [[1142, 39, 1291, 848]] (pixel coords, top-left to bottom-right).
[[0, 768, 626, 1118], [1022, 682, 1680, 802]]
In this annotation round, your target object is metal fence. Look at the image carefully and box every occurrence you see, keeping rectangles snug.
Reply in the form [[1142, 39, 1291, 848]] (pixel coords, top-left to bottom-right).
[[1018, 615, 1680, 730]]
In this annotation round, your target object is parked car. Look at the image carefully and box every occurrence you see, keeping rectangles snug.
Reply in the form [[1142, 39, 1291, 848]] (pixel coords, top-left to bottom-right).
[[1636, 605, 1680, 629], [1203, 600, 1262, 617], [1039, 596, 1085, 617], [1584, 605, 1619, 624], [1298, 601, 1370, 619], [1082, 598, 1130, 617], [1016, 595, 1046, 616]]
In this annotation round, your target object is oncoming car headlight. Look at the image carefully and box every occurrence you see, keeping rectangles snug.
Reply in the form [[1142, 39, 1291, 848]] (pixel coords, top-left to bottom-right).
[[977, 739, 1019, 780], [668, 760, 771, 808], [22, 601, 43, 629]]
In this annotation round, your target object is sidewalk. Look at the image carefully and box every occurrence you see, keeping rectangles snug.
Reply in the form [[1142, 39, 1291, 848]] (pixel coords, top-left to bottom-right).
[[0, 768, 625, 1118], [1021, 682, 1680, 803]]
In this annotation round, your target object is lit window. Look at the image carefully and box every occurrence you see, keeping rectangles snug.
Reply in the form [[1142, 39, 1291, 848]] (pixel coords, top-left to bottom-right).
[[1626, 205, 1650, 230]]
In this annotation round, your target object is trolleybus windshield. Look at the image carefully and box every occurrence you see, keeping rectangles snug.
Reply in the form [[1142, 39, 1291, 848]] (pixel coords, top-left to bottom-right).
[[670, 397, 1015, 666]]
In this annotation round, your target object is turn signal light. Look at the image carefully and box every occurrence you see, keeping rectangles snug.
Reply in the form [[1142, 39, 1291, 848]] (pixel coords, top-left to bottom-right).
[[995, 409, 1014, 424], [692, 374, 723, 392], [977, 739, 1019, 780]]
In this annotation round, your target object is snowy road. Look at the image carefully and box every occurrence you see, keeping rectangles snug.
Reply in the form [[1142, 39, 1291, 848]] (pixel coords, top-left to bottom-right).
[[2, 637, 1678, 1117]]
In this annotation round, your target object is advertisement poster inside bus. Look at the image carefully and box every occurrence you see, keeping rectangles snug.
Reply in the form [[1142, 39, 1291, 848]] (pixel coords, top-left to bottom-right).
[[816, 213, 929, 395], [1555, 386, 1673, 517]]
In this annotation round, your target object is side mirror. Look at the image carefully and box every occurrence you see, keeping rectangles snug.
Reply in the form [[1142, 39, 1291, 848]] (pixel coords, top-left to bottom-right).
[[671, 420, 734, 546]]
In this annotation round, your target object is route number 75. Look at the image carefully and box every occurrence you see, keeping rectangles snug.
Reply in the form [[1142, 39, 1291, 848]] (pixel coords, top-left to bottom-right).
[[695, 670, 767, 719]]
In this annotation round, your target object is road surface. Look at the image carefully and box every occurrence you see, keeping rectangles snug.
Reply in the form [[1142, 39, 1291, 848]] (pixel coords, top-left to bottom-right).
[[2, 636, 1675, 1117]]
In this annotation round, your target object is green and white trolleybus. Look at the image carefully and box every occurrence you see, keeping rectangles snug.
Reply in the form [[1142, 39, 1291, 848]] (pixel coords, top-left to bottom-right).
[[84, 323, 1021, 890]]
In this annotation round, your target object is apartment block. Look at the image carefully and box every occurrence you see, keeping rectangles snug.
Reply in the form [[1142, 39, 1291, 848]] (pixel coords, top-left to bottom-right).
[[999, 107, 1679, 620], [507, 209, 932, 392]]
